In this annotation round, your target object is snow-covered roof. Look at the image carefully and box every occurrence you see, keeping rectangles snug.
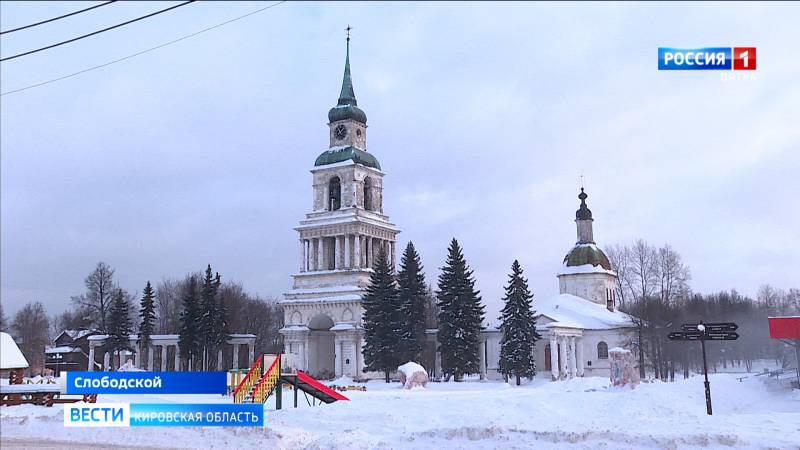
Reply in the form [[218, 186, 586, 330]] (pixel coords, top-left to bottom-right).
[[557, 263, 617, 277], [280, 325, 310, 332], [45, 346, 82, 354], [536, 294, 635, 330], [59, 329, 94, 341], [1, 332, 29, 369], [330, 323, 356, 331]]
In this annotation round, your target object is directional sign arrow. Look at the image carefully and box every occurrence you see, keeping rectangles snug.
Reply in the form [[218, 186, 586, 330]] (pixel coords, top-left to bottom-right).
[[681, 323, 702, 331], [668, 331, 704, 341], [705, 323, 738, 332], [705, 332, 739, 341]]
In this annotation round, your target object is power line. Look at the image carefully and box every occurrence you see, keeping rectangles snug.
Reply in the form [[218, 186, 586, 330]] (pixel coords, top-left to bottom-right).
[[1, 1, 118, 35], [1, 1, 287, 96], [0, 1, 196, 62]]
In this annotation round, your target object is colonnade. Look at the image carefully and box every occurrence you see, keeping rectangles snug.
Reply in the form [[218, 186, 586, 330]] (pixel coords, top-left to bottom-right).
[[86, 335, 256, 371], [549, 334, 584, 380], [299, 235, 395, 272]]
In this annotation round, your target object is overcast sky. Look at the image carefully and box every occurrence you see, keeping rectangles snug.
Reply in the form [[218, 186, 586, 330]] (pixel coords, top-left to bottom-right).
[[2, 1, 798, 321]]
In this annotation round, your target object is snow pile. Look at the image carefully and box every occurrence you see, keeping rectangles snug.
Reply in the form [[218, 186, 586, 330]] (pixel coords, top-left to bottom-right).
[[117, 360, 143, 372], [0, 332, 28, 369], [397, 362, 428, 389]]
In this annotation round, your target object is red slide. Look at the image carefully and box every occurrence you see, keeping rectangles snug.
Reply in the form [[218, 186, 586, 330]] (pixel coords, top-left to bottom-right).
[[282, 370, 349, 404]]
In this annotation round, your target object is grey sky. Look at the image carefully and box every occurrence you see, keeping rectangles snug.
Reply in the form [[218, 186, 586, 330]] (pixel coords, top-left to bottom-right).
[[2, 1, 798, 321]]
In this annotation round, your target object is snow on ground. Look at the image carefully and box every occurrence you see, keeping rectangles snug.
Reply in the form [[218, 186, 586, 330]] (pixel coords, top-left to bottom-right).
[[1, 374, 798, 449]]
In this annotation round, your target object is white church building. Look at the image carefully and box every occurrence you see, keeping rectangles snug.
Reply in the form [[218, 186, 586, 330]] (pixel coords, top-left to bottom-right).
[[280, 39, 636, 381], [481, 188, 637, 381]]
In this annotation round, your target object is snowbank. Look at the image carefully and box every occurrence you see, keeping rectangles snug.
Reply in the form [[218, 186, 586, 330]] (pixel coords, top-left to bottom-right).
[[1, 374, 798, 449]]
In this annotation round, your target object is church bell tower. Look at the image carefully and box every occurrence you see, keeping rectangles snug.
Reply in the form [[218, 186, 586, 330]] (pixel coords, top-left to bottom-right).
[[280, 31, 400, 380]]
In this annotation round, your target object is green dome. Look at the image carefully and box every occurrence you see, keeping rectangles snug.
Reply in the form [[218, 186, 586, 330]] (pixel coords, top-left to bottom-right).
[[328, 104, 367, 124], [563, 244, 612, 270], [314, 146, 381, 170]]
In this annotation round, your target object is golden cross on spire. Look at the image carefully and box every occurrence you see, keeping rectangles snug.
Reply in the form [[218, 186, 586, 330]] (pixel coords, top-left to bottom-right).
[[345, 25, 352, 42], [579, 175, 585, 190]]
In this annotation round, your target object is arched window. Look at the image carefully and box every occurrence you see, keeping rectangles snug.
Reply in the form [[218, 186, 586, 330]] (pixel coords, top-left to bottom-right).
[[328, 177, 341, 211], [363, 177, 373, 211], [597, 341, 608, 359]]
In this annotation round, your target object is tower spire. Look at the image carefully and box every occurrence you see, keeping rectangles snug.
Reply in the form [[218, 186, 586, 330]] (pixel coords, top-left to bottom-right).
[[338, 25, 357, 107], [575, 187, 594, 244]]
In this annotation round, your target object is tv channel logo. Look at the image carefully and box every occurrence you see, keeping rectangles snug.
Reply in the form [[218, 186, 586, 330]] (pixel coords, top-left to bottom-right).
[[658, 47, 756, 71], [64, 403, 130, 427]]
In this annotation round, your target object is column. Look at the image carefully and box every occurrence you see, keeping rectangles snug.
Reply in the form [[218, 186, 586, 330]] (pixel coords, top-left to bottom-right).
[[174, 345, 181, 372], [568, 337, 577, 378], [558, 337, 568, 380], [298, 341, 306, 371], [334, 340, 342, 377], [335, 236, 342, 269], [299, 239, 305, 272], [353, 235, 361, 269], [576, 337, 585, 377], [161, 345, 168, 372], [317, 238, 324, 271], [479, 339, 486, 380], [344, 235, 351, 269], [88, 343, 96, 371], [390, 241, 396, 270], [148, 345, 154, 371], [232, 344, 240, 369], [549, 335, 558, 381], [366, 237, 371, 268], [217, 349, 224, 371], [305, 240, 310, 271], [103, 352, 110, 371], [248, 342, 255, 368], [134, 343, 140, 368]]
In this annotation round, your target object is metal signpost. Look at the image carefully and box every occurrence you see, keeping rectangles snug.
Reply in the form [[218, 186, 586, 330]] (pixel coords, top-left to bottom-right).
[[668, 321, 739, 415]]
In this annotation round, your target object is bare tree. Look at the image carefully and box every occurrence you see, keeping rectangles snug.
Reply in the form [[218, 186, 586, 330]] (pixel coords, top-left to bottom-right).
[[628, 239, 659, 302], [71, 262, 117, 332], [51, 307, 94, 338], [656, 245, 691, 306], [606, 244, 631, 309], [0, 302, 8, 332], [155, 278, 183, 334], [12, 302, 51, 375]]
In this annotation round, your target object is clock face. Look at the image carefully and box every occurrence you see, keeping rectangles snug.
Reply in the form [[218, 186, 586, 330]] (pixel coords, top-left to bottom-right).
[[334, 124, 348, 140]]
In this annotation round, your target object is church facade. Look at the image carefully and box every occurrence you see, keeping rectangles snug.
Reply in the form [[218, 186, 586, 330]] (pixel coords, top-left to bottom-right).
[[280, 41, 636, 381], [279, 39, 398, 380], [480, 188, 636, 380]]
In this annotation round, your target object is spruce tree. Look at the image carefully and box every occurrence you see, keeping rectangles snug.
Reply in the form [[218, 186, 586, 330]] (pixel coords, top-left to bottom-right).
[[211, 272, 229, 369], [199, 265, 217, 370], [397, 242, 428, 363], [178, 277, 201, 370], [107, 289, 132, 370], [498, 260, 542, 385], [137, 281, 156, 369], [436, 238, 485, 381], [362, 247, 402, 382]]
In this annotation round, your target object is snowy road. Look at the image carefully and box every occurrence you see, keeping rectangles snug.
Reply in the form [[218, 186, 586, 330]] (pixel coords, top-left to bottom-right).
[[1, 373, 798, 449]]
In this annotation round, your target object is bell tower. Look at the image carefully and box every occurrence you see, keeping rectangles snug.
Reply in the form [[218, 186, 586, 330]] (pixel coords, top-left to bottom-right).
[[280, 31, 400, 380]]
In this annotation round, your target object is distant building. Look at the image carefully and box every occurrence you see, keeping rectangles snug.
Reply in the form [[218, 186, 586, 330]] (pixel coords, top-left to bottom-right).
[[45, 329, 97, 375]]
